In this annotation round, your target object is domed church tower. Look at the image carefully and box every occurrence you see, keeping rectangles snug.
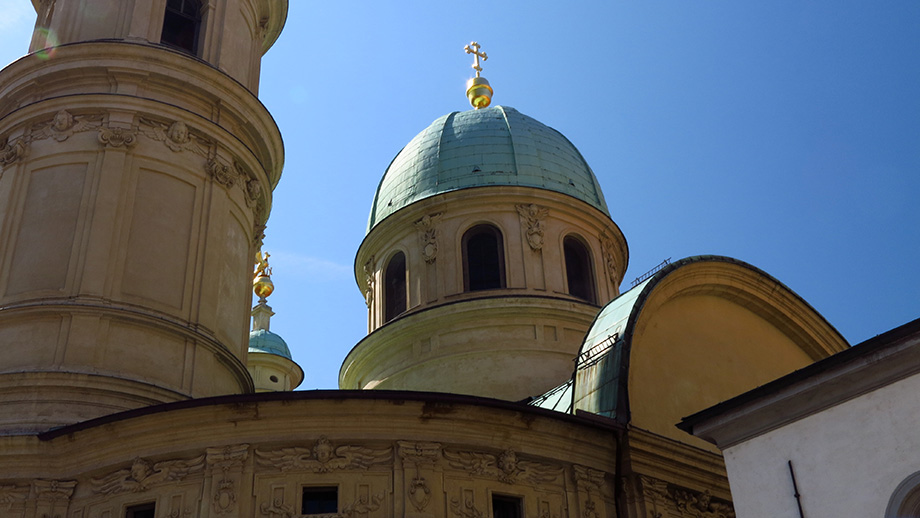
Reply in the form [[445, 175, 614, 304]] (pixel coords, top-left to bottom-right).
[[0, 0, 287, 433], [342, 44, 628, 400]]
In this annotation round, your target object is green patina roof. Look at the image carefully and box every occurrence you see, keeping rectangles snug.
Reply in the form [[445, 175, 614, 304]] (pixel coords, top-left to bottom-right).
[[368, 105, 609, 232], [248, 329, 293, 360]]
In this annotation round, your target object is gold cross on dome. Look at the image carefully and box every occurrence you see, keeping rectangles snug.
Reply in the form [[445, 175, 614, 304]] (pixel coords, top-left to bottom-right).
[[464, 42, 488, 78]]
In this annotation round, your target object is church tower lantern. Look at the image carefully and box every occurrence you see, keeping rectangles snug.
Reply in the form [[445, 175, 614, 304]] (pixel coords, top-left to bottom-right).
[[342, 45, 629, 401], [0, 0, 288, 433]]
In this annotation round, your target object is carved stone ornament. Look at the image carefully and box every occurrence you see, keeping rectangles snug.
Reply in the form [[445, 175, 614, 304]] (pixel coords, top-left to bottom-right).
[[638, 475, 669, 503], [97, 126, 138, 148], [444, 448, 562, 485], [582, 499, 598, 518], [0, 484, 29, 507], [32, 109, 102, 143], [340, 492, 384, 518], [408, 476, 431, 512], [0, 136, 28, 168], [671, 488, 735, 518], [600, 229, 619, 286], [574, 465, 607, 494], [245, 177, 263, 207], [260, 498, 294, 518], [516, 204, 549, 251], [397, 441, 442, 465], [212, 478, 236, 515], [206, 444, 249, 471], [33, 479, 76, 503], [138, 118, 207, 155], [415, 213, 443, 263], [255, 436, 391, 473], [207, 159, 238, 188], [450, 497, 484, 518], [363, 256, 376, 308], [91, 455, 205, 495]]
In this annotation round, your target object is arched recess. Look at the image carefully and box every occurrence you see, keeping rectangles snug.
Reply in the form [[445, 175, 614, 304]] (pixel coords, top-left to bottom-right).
[[161, 0, 203, 55], [886, 471, 920, 517], [462, 224, 505, 292], [564, 235, 596, 304], [384, 251, 407, 322]]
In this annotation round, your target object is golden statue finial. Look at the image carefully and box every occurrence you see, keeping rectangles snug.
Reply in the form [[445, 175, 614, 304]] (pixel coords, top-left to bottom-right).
[[253, 250, 274, 301], [464, 41, 493, 109]]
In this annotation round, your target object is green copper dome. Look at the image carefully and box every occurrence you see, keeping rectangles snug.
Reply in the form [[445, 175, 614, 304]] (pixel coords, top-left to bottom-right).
[[248, 329, 293, 360], [368, 105, 609, 232]]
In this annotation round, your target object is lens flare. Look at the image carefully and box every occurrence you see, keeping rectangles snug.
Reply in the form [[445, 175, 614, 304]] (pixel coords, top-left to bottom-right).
[[33, 28, 59, 60]]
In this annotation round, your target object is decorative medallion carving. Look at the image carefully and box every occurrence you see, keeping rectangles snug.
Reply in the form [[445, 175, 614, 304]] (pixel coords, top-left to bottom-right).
[[407, 476, 431, 511], [97, 126, 138, 148], [207, 159, 238, 187], [255, 436, 391, 473], [415, 213, 443, 263], [91, 455, 204, 495], [363, 256, 376, 308], [450, 497, 484, 518], [212, 478, 236, 515], [444, 448, 562, 485], [671, 489, 735, 518], [260, 498, 294, 518], [0, 136, 28, 168], [32, 110, 102, 142], [516, 204, 549, 251]]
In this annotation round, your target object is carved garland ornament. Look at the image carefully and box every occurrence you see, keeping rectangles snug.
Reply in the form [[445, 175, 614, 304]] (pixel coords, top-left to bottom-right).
[[516, 203, 549, 251], [415, 213, 443, 263], [255, 436, 391, 473]]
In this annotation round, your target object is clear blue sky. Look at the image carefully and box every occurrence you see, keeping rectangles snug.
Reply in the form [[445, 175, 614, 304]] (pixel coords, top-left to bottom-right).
[[1, 1, 918, 390]]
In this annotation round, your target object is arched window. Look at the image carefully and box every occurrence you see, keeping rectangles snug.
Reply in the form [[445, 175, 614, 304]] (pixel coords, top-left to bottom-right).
[[463, 225, 505, 291], [161, 0, 202, 55], [564, 235, 596, 303], [384, 251, 407, 322]]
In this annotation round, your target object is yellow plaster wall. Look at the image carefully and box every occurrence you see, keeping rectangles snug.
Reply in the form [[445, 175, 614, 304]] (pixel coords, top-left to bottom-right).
[[628, 292, 818, 452]]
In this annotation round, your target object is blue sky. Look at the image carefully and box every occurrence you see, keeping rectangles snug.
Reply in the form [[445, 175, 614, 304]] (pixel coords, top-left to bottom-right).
[[1, 1, 918, 390]]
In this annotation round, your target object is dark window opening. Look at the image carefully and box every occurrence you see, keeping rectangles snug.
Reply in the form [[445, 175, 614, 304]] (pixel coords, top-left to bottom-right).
[[492, 494, 522, 518], [384, 251, 407, 322], [463, 224, 505, 291], [126, 503, 156, 518], [302, 487, 338, 515], [564, 235, 596, 304], [161, 0, 202, 54]]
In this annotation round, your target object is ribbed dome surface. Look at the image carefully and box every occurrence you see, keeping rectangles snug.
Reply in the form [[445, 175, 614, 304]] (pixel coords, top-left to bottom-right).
[[248, 329, 293, 359], [368, 106, 608, 232]]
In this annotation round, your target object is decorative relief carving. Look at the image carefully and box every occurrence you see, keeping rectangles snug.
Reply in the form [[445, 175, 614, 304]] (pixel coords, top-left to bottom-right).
[[415, 213, 442, 263], [207, 158, 238, 187], [245, 177, 263, 207], [97, 126, 137, 148], [32, 109, 102, 142], [363, 256, 376, 308], [255, 436, 391, 473], [91, 455, 204, 495], [0, 136, 28, 168], [600, 229, 620, 287], [516, 204, 549, 251], [397, 441, 441, 465], [582, 499, 598, 518], [671, 489, 734, 518], [407, 476, 431, 512], [212, 478, 236, 515], [638, 475, 669, 503], [260, 498, 294, 518], [573, 465, 606, 493], [0, 484, 29, 507], [33, 479, 76, 503], [450, 497, 484, 518], [340, 492, 384, 517], [444, 448, 562, 485], [206, 444, 249, 471], [138, 118, 207, 155]]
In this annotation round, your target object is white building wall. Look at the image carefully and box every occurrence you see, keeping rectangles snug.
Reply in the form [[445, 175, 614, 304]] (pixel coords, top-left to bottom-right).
[[722, 372, 920, 517]]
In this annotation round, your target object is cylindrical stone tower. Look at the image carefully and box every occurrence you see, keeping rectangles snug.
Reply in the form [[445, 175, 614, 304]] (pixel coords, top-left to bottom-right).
[[0, 0, 287, 433]]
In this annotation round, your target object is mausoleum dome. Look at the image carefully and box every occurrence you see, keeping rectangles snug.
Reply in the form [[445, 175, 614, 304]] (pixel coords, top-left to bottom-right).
[[367, 105, 609, 232]]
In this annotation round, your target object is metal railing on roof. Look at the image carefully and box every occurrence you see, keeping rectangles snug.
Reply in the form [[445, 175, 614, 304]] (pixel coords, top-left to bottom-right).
[[630, 257, 671, 287]]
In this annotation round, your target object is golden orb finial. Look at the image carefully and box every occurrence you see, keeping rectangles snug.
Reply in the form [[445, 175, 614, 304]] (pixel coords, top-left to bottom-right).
[[253, 250, 274, 301], [464, 41, 493, 109]]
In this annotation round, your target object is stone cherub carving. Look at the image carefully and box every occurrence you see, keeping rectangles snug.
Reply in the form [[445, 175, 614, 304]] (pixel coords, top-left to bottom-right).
[[443, 448, 562, 484], [91, 456, 205, 495], [255, 436, 391, 473], [32, 109, 101, 142]]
